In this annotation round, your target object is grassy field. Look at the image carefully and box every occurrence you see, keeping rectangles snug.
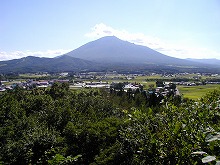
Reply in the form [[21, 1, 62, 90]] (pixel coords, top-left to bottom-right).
[[177, 84, 220, 100], [133, 75, 220, 100], [19, 73, 50, 78]]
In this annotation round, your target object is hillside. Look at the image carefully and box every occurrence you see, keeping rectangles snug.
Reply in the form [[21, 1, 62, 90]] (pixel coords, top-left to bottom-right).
[[186, 58, 220, 66], [0, 55, 97, 73], [65, 36, 200, 66]]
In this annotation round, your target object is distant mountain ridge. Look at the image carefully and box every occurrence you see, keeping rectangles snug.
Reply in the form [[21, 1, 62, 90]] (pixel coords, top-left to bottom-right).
[[65, 36, 199, 66], [1, 36, 220, 73], [0, 55, 97, 73], [186, 58, 220, 66]]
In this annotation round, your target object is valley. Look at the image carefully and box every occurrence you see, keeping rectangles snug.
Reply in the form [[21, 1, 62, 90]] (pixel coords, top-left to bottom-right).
[[1, 71, 220, 100]]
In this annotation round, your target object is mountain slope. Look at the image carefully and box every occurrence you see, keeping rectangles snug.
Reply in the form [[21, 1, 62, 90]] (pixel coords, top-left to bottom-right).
[[186, 58, 220, 66], [65, 36, 198, 66], [0, 55, 96, 73], [1, 36, 219, 74]]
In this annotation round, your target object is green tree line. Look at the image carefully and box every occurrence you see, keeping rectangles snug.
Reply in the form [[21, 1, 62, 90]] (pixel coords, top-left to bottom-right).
[[0, 82, 220, 164]]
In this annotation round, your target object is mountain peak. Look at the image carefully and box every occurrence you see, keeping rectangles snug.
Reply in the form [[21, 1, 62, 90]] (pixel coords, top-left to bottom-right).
[[100, 35, 118, 39], [65, 36, 185, 64], [89, 36, 124, 45]]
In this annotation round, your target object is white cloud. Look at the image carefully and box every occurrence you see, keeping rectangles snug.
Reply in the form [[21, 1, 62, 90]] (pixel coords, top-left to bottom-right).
[[0, 49, 71, 61], [85, 23, 220, 59]]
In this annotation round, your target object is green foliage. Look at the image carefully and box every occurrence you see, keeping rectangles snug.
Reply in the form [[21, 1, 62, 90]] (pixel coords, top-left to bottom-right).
[[156, 80, 164, 87], [49, 82, 70, 99], [1, 85, 220, 164], [48, 153, 82, 165]]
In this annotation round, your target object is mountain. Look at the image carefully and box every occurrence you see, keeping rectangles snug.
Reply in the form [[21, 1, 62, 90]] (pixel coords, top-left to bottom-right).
[[186, 58, 220, 66], [0, 55, 97, 73], [1, 36, 220, 74], [65, 36, 199, 66]]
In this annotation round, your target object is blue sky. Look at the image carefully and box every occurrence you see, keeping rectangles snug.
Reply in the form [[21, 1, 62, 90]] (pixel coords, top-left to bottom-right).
[[1, 0, 220, 61]]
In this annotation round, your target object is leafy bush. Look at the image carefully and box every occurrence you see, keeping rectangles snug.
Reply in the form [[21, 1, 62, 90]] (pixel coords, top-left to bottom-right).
[[0, 83, 220, 164]]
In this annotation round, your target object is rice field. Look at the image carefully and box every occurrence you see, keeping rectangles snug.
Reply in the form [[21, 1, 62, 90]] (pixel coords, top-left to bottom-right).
[[177, 84, 220, 100]]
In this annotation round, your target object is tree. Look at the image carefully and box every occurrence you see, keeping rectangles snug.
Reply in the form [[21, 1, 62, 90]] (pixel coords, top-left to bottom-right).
[[1, 81, 220, 164], [156, 80, 164, 87], [49, 82, 70, 99], [169, 83, 176, 90]]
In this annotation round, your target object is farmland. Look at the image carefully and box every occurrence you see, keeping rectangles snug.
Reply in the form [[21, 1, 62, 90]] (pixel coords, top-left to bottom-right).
[[177, 84, 220, 100], [1, 72, 220, 100]]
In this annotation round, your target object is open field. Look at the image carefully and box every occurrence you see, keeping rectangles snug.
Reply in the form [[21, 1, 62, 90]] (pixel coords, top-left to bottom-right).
[[177, 84, 220, 100], [19, 73, 50, 78]]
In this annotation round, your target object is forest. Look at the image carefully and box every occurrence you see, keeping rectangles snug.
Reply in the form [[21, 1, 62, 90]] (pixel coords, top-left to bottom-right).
[[0, 82, 220, 164]]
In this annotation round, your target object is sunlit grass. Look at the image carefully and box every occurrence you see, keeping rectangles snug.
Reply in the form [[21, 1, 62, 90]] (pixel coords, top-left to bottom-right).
[[178, 84, 220, 100], [19, 73, 50, 78]]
